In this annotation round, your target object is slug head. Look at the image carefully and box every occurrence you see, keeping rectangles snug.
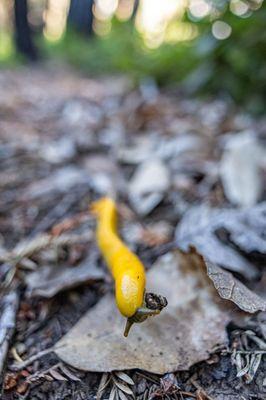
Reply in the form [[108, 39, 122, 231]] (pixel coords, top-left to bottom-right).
[[123, 292, 168, 337]]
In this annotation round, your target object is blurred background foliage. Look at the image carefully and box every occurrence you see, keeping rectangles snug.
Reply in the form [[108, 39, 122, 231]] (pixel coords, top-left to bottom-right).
[[0, 0, 265, 113]]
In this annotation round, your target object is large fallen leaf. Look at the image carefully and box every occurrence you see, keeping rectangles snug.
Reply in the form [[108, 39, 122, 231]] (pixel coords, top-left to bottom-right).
[[175, 203, 266, 280], [220, 132, 265, 207], [25, 252, 105, 298], [54, 252, 230, 374]]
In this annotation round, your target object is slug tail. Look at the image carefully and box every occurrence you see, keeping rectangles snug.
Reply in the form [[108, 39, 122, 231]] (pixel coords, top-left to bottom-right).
[[90, 197, 109, 216], [90, 197, 116, 217]]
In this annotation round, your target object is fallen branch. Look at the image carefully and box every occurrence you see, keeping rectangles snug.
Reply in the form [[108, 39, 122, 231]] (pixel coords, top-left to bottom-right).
[[0, 290, 19, 381]]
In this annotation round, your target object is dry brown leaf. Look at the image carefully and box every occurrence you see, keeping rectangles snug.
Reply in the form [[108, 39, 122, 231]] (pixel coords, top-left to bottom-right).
[[175, 203, 266, 280], [54, 252, 230, 374]]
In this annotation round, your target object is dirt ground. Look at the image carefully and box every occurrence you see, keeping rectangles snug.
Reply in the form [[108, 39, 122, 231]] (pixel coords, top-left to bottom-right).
[[0, 64, 265, 400]]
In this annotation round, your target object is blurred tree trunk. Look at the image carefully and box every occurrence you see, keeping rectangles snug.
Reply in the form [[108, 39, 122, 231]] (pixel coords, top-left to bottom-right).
[[67, 0, 94, 36], [131, 0, 139, 20], [14, 0, 37, 60]]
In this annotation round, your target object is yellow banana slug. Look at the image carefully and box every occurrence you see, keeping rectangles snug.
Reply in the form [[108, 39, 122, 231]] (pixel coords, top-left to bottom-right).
[[91, 197, 145, 318]]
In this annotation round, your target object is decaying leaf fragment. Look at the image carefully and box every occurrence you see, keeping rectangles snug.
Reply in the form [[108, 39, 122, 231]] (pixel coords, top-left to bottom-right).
[[204, 259, 266, 313], [175, 203, 266, 280], [25, 252, 104, 298], [184, 250, 266, 313], [55, 252, 230, 374]]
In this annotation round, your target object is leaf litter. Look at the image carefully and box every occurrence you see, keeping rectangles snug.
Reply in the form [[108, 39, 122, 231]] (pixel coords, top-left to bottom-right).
[[1, 66, 266, 398]]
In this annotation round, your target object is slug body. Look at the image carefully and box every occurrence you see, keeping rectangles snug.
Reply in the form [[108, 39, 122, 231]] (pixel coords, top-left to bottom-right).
[[92, 198, 145, 318]]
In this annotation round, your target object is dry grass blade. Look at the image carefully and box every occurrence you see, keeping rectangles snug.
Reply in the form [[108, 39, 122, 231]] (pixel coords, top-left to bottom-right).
[[0, 291, 19, 377], [141, 389, 148, 400], [245, 353, 262, 384], [44, 374, 54, 382], [136, 372, 160, 385], [236, 358, 250, 378], [49, 369, 68, 381], [11, 234, 51, 262], [114, 371, 134, 385], [113, 376, 134, 395], [0, 265, 16, 289], [118, 389, 130, 400], [10, 346, 55, 371], [191, 379, 214, 400], [5, 232, 90, 266], [59, 364, 81, 382], [97, 373, 111, 400], [147, 384, 158, 399], [109, 385, 117, 400], [245, 331, 266, 350]]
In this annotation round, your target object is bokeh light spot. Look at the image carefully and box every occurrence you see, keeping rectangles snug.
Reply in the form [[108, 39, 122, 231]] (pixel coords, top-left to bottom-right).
[[212, 20, 232, 40], [188, 0, 210, 19], [230, 0, 249, 16]]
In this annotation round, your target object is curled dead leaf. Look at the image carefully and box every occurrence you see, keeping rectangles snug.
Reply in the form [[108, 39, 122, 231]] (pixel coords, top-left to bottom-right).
[[182, 249, 266, 313], [175, 203, 266, 280], [204, 258, 266, 313]]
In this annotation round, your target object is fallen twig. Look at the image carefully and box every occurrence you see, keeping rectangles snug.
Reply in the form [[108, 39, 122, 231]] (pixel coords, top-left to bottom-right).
[[0, 290, 19, 382], [234, 350, 266, 355], [190, 378, 214, 400], [10, 346, 55, 371], [1, 231, 92, 266]]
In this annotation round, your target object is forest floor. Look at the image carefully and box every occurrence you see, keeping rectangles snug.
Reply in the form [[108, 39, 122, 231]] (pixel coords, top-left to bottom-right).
[[0, 64, 265, 400]]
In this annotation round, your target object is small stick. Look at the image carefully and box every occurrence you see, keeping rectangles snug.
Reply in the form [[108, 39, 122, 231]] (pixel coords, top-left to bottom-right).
[[180, 391, 197, 398], [235, 350, 266, 354], [0, 290, 19, 382], [190, 378, 214, 400], [10, 347, 55, 371]]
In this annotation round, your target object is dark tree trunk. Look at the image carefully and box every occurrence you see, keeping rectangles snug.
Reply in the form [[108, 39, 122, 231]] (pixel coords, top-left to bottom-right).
[[67, 0, 94, 36], [131, 0, 139, 20], [14, 0, 37, 61]]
